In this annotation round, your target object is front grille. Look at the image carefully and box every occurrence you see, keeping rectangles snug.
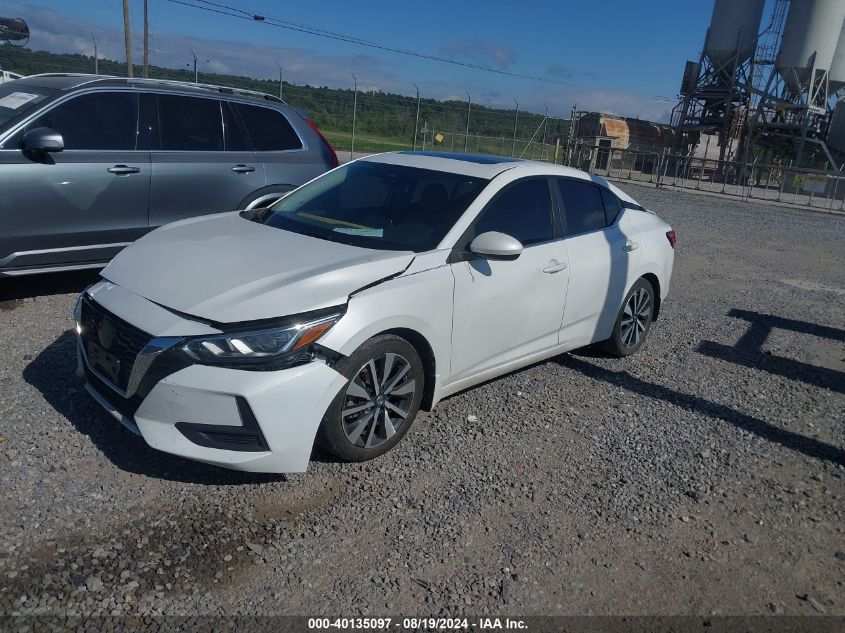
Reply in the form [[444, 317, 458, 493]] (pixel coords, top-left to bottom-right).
[[80, 296, 151, 392], [84, 365, 144, 418]]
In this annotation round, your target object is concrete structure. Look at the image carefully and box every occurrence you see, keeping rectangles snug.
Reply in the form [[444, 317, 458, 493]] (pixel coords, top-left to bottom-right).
[[777, 0, 845, 94]]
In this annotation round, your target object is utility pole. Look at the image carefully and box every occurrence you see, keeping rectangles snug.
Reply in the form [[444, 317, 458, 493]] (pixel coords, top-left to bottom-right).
[[413, 83, 421, 151], [564, 103, 578, 167], [511, 98, 519, 157], [143, 0, 149, 78], [276, 63, 284, 100], [91, 33, 98, 74], [122, 0, 133, 77], [190, 49, 198, 83], [464, 91, 471, 153], [541, 104, 549, 161], [350, 73, 358, 160]]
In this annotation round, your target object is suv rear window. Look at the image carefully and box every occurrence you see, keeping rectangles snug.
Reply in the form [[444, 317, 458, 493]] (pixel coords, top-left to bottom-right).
[[235, 103, 302, 151], [157, 95, 223, 151]]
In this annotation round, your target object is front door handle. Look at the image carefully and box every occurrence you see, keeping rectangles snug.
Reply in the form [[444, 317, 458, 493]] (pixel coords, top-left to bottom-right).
[[107, 165, 140, 175], [543, 260, 567, 274], [623, 241, 640, 252], [232, 164, 256, 173]]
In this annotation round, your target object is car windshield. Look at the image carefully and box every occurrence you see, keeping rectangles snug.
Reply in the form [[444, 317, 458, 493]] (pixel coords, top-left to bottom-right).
[[0, 82, 57, 134], [247, 161, 489, 252]]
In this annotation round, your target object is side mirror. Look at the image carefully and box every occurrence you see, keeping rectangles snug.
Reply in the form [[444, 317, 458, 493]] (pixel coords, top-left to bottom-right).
[[468, 231, 523, 260], [22, 127, 64, 153]]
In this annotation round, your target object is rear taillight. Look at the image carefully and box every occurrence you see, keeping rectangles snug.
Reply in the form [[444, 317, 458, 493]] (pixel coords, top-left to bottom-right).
[[305, 118, 340, 168], [666, 230, 677, 248]]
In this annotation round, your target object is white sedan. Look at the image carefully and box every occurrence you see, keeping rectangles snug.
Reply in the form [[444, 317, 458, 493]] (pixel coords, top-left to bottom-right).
[[74, 151, 675, 473]]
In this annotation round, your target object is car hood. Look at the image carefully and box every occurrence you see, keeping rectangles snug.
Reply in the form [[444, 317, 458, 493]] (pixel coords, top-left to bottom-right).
[[102, 212, 415, 323]]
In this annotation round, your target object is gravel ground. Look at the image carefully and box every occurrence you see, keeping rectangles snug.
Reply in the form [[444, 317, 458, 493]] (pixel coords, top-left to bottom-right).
[[0, 185, 843, 618]]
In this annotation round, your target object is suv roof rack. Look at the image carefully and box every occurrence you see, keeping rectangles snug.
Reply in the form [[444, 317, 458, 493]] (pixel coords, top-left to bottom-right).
[[24, 73, 286, 104]]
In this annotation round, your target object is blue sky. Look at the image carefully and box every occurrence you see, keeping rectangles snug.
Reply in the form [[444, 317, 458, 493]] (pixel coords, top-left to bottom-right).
[[1, 0, 716, 120]]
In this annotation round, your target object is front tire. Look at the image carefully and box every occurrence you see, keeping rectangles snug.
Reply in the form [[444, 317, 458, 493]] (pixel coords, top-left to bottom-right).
[[316, 335, 424, 462], [601, 278, 655, 357]]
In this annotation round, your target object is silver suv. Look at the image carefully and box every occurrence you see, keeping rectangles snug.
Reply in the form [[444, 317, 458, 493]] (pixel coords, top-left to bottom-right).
[[0, 74, 340, 276]]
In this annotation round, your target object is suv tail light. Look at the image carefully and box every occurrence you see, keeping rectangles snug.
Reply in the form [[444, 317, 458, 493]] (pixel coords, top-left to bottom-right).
[[305, 118, 340, 168], [666, 230, 677, 248]]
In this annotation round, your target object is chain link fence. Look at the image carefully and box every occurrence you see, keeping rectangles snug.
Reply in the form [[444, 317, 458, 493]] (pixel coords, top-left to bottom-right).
[[570, 141, 845, 212], [5, 41, 843, 211], [0, 42, 567, 161]]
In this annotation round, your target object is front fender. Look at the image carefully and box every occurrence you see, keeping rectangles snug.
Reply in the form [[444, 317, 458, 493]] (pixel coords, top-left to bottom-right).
[[318, 265, 454, 404]]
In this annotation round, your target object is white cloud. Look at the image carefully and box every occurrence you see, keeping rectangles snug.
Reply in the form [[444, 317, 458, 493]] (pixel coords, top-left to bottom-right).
[[440, 41, 516, 69], [2, 1, 670, 122]]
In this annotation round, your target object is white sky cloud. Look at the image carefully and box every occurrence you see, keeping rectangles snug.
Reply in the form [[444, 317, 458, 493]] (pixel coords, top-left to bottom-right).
[[2, 1, 670, 122]]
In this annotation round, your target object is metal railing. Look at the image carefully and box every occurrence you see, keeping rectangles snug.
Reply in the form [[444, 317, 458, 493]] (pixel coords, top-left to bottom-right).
[[569, 142, 845, 212]]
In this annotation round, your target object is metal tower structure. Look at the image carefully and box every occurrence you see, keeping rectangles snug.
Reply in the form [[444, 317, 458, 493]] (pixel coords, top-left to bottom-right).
[[746, 0, 845, 168], [671, 0, 766, 164], [673, 0, 845, 170]]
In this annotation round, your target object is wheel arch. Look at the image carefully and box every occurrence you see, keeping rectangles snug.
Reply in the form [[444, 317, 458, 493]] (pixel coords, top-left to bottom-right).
[[641, 272, 661, 321], [377, 327, 437, 411], [238, 184, 297, 210]]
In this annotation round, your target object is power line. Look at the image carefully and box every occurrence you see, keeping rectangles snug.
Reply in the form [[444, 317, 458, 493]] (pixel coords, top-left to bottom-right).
[[165, 0, 582, 88]]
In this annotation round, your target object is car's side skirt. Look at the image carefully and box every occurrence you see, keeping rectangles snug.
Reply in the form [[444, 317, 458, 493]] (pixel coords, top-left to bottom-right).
[[435, 334, 593, 403]]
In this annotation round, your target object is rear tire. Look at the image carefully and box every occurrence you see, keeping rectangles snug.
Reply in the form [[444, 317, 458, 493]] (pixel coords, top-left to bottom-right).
[[601, 277, 655, 357], [316, 335, 424, 462]]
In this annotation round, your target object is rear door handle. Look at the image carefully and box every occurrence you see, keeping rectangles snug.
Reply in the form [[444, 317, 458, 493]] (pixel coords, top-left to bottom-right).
[[543, 260, 567, 274], [232, 164, 256, 173], [107, 165, 140, 175], [623, 241, 640, 252]]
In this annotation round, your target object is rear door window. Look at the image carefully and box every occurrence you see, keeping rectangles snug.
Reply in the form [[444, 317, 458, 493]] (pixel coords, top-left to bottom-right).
[[557, 179, 606, 236], [600, 187, 623, 225], [22, 91, 138, 150], [157, 95, 223, 151], [235, 103, 302, 151]]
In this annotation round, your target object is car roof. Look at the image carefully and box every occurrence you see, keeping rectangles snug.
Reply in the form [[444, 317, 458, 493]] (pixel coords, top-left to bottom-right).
[[359, 151, 642, 207], [14, 74, 286, 107], [361, 150, 592, 179]]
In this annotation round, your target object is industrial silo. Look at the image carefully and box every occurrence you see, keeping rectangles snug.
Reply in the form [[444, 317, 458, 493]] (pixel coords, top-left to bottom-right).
[[829, 26, 845, 93], [705, 0, 765, 70], [777, 0, 845, 91]]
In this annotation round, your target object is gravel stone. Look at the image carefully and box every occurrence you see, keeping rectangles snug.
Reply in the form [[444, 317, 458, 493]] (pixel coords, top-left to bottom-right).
[[0, 185, 843, 617]]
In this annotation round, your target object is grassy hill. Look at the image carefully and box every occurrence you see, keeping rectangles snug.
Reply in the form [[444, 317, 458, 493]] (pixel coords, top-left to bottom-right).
[[0, 43, 569, 156]]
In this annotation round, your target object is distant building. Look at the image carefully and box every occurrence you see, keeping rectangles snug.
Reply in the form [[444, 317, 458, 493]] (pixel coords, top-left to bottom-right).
[[573, 112, 675, 152], [569, 111, 677, 173]]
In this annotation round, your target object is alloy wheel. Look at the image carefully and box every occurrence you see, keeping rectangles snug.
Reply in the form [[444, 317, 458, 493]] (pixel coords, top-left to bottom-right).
[[620, 287, 651, 348], [341, 353, 416, 449]]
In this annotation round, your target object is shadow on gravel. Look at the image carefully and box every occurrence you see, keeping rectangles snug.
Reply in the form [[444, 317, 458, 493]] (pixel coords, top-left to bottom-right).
[[698, 309, 845, 394], [23, 331, 285, 485], [556, 355, 845, 468], [0, 270, 101, 302]]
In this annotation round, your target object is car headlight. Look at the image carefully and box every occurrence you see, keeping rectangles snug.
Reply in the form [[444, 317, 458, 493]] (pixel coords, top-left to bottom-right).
[[182, 310, 343, 370]]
